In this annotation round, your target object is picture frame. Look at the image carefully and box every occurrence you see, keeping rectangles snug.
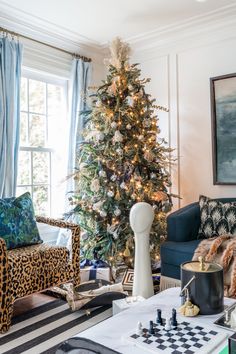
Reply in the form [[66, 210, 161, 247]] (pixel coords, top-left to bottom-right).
[[210, 73, 236, 185]]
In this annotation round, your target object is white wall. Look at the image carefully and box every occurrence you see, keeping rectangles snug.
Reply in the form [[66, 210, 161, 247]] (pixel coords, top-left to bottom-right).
[[131, 36, 236, 209]]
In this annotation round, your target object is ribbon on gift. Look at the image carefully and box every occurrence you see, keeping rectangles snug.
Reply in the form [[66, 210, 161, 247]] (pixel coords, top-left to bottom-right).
[[80, 259, 110, 281]]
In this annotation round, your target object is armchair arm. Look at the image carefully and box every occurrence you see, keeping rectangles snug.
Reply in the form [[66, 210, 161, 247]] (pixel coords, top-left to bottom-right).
[[167, 202, 200, 242], [0, 237, 12, 332], [36, 216, 80, 286]]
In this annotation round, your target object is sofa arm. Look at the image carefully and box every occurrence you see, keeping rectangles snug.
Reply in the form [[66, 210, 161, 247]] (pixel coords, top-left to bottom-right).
[[36, 216, 80, 286], [167, 202, 200, 242]]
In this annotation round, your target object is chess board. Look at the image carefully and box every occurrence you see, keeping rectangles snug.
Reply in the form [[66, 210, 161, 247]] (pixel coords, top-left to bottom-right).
[[123, 320, 228, 354]]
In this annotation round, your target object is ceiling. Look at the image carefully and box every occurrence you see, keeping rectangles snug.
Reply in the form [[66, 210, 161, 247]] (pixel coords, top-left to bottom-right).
[[1, 0, 236, 46]]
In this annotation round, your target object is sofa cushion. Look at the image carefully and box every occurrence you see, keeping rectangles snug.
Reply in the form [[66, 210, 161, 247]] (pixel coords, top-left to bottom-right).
[[198, 195, 236, 238], [160, 239, 202, 268], [0, 192, 42, 249]]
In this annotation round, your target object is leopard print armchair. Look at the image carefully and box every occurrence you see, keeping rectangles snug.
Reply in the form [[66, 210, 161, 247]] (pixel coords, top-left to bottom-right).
[[0, 216, 80, 333]]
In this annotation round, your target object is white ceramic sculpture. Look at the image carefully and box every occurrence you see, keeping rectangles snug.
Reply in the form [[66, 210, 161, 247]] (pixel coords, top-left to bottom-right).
[[130, 202, 154, 298]]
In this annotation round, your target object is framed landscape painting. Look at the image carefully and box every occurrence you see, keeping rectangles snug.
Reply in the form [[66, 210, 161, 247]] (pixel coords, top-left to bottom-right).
[[210, 73, 236, 184]]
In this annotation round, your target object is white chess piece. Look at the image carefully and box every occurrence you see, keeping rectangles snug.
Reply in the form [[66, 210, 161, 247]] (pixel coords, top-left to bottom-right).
[[136, 321, 143, 335], [165, 318, 172, 331], [130, 202, 154, 299]]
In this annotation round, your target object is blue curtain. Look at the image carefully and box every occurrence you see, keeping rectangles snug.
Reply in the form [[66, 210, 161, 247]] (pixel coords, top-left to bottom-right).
[[0, 37, 23, 198], [67, 58, 91, 190]]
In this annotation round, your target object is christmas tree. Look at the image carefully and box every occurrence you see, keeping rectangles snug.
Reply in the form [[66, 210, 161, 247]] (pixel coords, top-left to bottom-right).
[[68, 38, 174, 264]]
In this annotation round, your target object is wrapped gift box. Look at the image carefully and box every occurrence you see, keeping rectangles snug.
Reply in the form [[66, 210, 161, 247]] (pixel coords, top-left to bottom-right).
[[80, 266, 111, 283]]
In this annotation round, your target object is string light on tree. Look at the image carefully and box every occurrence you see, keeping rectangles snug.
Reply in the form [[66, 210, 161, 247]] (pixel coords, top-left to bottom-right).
[[68, 37, 175, 262]]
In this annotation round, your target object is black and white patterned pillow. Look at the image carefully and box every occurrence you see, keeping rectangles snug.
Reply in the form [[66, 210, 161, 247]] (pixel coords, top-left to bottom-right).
[[198, 195, 236, 238]]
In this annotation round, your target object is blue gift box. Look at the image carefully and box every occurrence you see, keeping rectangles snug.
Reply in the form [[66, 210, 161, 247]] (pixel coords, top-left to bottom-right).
[[80, 259, 111, 282]]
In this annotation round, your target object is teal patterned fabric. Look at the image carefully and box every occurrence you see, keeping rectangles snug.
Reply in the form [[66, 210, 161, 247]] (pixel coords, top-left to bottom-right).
[[198, 195, 236, 238], [0, 192, 42, 249]]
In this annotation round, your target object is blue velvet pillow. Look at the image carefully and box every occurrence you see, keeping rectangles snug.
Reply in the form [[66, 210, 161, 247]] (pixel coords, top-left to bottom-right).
[[0, 192, 42, 249]]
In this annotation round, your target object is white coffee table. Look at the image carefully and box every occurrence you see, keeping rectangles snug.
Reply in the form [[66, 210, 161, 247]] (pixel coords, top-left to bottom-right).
[[78, 287, 235, 354]]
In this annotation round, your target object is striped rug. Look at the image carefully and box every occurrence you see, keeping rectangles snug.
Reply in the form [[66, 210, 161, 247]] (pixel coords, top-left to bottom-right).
[[0, 299, 112, 354]]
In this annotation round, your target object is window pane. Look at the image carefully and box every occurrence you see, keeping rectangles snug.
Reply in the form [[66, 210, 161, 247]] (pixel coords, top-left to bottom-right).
[[29, 114, 46, 147], [47, 84, 63, 116], [17, 151, 31, 185], [20, 77, 28, 111], [33, 186, 49, 215], [20, 113, 28, 145], [16, 186, 31, 197], [32, 151, 49, 183], [29, 79, 46, 114]]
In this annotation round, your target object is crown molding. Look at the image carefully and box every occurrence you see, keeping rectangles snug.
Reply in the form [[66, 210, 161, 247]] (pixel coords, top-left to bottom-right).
[[102, 3, 236, 56], [1, 0, 236, 63], [0, 0, 104, 62]]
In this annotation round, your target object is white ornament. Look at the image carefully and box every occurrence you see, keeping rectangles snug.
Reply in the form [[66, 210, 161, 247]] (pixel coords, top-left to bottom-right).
[[113, 130, 123, 143], [126, 124, 132, 130], [99, 170, 106, 178], [116, 148, 123, 156], [96, 132, 105, 142], [93, 200, 104, 211], [143, 119, 151, 128], [138, 135, 144, 140], [111, 122, 117, 129], [130, 202, 154, 299], [110, 174, 117, 181], [90, 179, 100, 193], [107, 190, 114, 197], [79, 162, 88, 171], [107, 223, 118, 239], [120, 182, 126, 189], [114, 208, 121, 216], [100, 210, 107, 218], [150, 173, 156, 179]]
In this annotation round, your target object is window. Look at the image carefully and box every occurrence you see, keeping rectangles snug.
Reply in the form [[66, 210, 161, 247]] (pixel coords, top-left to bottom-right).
[[17, 70, 68, 217]]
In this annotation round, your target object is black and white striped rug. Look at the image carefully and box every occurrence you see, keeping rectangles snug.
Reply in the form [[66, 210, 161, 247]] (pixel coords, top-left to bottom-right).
[[0, 299, 112, 354]]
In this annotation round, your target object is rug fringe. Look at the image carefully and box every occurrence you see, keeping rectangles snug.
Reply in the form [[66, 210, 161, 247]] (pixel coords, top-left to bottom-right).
[[160, 276, 181, 291]]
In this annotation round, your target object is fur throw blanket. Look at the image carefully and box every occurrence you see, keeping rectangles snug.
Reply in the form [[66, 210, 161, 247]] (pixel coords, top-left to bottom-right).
[[192, 234, 236, 298]]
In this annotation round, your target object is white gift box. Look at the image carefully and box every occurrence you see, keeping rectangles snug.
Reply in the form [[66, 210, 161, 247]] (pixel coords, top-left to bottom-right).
[[80, 266, 111, 283]]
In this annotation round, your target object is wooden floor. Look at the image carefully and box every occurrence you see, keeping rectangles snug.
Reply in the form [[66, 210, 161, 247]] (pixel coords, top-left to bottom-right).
[[13, 293, 57, 317]]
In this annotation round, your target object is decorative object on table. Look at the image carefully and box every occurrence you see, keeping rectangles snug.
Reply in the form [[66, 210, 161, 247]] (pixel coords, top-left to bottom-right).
[[179, 287, 200, 317], [214, 301, 236, 332], [56, 337, 121, 354], [193, 233, 236, 298], [112, 295, 145, 315], [67, 37, 174, 264], [123, 312, 227, 354], [80, 258, 113, 283], [130, 202, 154, 298], [181, 256, 224, 315], [210, 73, 236, 184]]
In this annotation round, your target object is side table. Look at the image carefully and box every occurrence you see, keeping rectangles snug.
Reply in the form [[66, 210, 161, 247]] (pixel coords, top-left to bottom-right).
[[112, 295, 145, 316]]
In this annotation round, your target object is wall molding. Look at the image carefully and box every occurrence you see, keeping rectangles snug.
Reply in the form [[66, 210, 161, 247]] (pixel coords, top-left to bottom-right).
[[1, 0, 236, 64]]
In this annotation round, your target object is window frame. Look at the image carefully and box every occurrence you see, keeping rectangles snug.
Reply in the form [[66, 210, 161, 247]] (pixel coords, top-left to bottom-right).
[[17, 67, 68, 216]]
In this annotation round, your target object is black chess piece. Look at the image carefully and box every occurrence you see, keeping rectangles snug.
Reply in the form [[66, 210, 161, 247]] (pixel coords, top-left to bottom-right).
[[156, 309, 163, 325], [171, 308, 178, 328], [149, 320, 155, 335]]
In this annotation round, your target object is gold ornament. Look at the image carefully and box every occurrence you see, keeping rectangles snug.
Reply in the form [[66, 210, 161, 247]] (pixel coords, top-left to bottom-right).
[[124, 241, 131, 257], [152, 191, 168, 202]]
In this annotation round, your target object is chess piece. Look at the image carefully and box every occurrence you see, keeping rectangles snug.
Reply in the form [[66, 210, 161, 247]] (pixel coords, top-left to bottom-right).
[[130, 202, 154, 299], [149, 320, 155, 335], [136, 321, 143, 335], [164, 318, 172, 331], [171, 308, 177, 328], [156, 309, 163, 325]]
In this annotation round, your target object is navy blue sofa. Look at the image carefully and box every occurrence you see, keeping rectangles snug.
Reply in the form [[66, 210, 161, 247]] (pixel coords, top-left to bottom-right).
[[160, 198, 236, 281]]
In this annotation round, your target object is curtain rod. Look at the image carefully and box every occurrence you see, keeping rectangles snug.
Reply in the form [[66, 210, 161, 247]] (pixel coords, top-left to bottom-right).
[[0, 26, 92, 62]]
